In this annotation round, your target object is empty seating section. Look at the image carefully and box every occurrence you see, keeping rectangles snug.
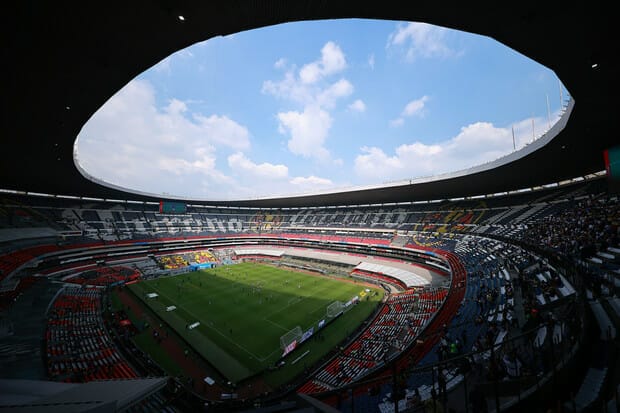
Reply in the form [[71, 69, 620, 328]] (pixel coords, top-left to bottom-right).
[[353, 262, 430, 288], [233, 248, 285, 258], [0, 275, 38, 310], [0, 200, 66, 229], [45, 287, 137, 382], [65, 266, 141, 287], [350, 269, 408, 290], [0, 244, 59, 282]]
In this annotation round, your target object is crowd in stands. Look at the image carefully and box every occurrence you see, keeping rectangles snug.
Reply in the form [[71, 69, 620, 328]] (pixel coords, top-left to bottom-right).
[[519, 194, 619, 260], [358, 234, 581, 413], [0, 178, 616, 412], [508, 193, 619, 305], [157, 250, 216, 270], [190, 250, 217, 264], [158, 255, 189, 270]]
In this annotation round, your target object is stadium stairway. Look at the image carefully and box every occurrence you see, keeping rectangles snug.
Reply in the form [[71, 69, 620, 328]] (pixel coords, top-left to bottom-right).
[[563, 367, 608, 412], [590, 299, 617, 341], [606, 384, 620, 413], [389, 234, 409, 248], [0, 277, 61, 380], [606, 297, 620, 322]]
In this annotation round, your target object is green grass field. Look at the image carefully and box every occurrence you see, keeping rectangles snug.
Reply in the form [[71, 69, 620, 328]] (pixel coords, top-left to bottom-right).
[[128, 263, 383, 384]]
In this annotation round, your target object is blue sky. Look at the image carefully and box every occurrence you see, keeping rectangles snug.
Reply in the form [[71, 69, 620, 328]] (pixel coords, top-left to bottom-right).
[[76, 19, 566, 200]]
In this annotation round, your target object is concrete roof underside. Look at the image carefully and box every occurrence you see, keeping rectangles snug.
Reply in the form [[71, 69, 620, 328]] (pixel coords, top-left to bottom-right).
[[2, 2, 616, 207]]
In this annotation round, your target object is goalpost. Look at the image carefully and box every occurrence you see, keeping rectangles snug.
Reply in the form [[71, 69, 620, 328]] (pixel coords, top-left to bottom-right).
[[280, 326, 303, 352], [326, 300, 344, 318]]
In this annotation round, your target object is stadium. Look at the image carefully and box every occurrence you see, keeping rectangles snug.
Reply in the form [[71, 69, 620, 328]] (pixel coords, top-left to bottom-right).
[[1, 2, 618, 413]]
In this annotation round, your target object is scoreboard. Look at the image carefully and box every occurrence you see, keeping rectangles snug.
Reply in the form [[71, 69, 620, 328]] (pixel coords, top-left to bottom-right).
[[159, 201, 187, 214]]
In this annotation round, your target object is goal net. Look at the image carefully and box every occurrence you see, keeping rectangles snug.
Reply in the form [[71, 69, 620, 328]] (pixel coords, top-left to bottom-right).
[[326, 300, 344, 318], [280, 326, 302, 351]]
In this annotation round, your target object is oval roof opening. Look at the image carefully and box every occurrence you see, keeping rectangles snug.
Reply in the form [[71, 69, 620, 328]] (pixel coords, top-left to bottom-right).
[[75, 19, 567, 201]]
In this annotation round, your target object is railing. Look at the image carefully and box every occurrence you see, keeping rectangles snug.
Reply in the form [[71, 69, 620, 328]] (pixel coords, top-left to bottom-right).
[[292, 237, 593, 413], [313, 297, 585, 413]]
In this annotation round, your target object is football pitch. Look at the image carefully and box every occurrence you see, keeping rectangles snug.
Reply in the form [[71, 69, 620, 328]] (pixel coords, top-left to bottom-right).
[[128, 262, 383, 383]]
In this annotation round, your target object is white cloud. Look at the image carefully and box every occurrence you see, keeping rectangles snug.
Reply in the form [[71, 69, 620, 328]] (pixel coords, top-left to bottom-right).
[[274, 57, 287, 69], [165, 98, 187, 115], [387, 22, 455, 61], [178, 50, 194, 59], [264, 41, 354, 161], [299, 41, 347, 84], [299, 63, 321, 85], [226, 172, 335, 199], [287, 175, 334, 194], [402, 96, 429, 117], [277, 106, 332, 160], [389, 96, 429, 127], [368, 53, 375, 70], [263, 42, 351, 108], [299, 41, 347, 83], [400, 141, 443, 157], [193, 114, 250, 150], [355, 117, 547, 181], [75, 79, 247, 197], [290, 175, 333, 186], [355, 146, 404, 177], [157, 153, 223, 177], [152, 49, 194, 74], [227, 152, 288, 179], [317, 78, 354, 108], [222, 153, 335, 197], [262, 71, 314, 106], [77, 76, 348, 200], [348, 99, 366, 113], [389, 118, 404, 128], [320, 42, 347, 74], [154, 57, 172, 74], [262, 71, 353, 109]]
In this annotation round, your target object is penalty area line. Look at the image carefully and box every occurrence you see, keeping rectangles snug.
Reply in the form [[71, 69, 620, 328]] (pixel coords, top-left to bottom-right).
[[263, 317, 289, 332]]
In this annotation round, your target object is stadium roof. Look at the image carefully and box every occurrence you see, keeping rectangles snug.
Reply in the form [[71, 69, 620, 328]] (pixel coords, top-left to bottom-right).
[[0, 377, 167, 412], [2, 2, 615, 207]]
